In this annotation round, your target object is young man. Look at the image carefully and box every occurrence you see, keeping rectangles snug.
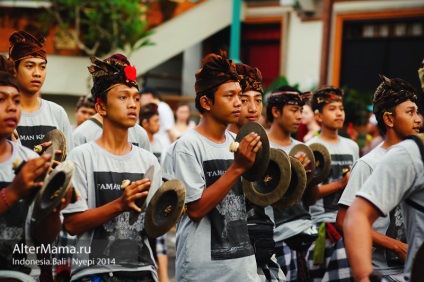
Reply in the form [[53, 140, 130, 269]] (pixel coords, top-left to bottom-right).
[[62, 54, 161, 281], [73, 95, 96, 129], [140, 86, 175, 160], [343, 78, 424, 281], [337, 76, 421, 281], [172, 51, 262, 281], [140, 103, 162, 163], [264, 86, 328, 281], [8, 30, 73, 151], [0, 54, 70, 279], [228, 63, 285, 282], [305, 86, 359, 224], [305, 86, 359, 280]]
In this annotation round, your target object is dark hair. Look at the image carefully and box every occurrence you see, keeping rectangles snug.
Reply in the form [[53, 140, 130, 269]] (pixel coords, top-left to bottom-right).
[[266, 85, 302, 123], [373, 75, 418, 135], [140, 103, 159, 125], [76, 95, 95, 110], [195, 86, 217, 114], [310, 85, 344, 113], [140, 86, 160, 99]]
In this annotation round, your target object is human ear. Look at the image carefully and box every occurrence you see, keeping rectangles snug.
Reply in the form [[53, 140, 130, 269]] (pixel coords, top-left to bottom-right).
[[271, 106, 280, 118], [200, 96, 211, 111], [95, 102, 106, 117], [383, 113, 393, 128]]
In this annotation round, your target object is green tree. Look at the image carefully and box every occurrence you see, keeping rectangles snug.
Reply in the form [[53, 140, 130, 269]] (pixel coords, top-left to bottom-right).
[[39, 0, 154, 57]]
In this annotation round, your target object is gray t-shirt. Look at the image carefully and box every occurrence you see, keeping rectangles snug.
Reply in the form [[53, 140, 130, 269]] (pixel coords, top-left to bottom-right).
[[17, 99, 73, 151], [265, 139, 315, 242], [151, 136, 162, 164], [72, 119, 151, 152], [173, 129, 259, 282], [0, 141, 39, 276], [306, 135, 359, 224], [357, 140, 424, 280], [161, 142, 176, 182], [62, 142, 161, 281], [339, 146, 403, 275]]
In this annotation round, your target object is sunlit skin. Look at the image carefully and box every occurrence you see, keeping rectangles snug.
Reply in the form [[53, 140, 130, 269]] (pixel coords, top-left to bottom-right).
[[386, 100, 421, 143], [301, 104, 315, 125], [175, 104, 191, 124], [0, 86, 21, 140], [142, 114, 161, 143], [315, 101, 345, 133], [15, 57, 46, 96], [188, 80, 262, 222], [0, 85, 72, 243], [75, 106, 96, 127], [199, 81, 243, 136], [65, 84, 151, 236], [99, 84, 141, 130], [228, 90, 262, 133], [268, 104, 303, 148]]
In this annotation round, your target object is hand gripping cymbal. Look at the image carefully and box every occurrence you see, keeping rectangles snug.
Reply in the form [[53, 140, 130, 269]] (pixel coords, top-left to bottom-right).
[[242, 148, 291, 207], [34, 129, 67, 163], [32, 160, 75, 221], [230, 121, 270, 182], [272, 154, 307, 209], [289, 143, 315, 185], [144, 179, 186, 238], [127, 165, 155, 225], [308, 143, 331, 186]]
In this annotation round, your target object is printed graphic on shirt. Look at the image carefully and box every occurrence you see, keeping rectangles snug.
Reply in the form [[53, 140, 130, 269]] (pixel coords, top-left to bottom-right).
[[385, 206, 407, 267], [17, 125, 56, 149], [322, 154, 354, 212], [91, 172, 154, 267], [0, 184, 30, 272], [203, 160, 253, 260]]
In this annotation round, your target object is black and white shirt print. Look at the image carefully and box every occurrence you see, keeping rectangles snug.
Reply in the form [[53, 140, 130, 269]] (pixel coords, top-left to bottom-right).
[[203, 159, 254, 260], [322, 154, 354, 212], [91, 171, 154, 267], [0, 183, 31, 273], [17, 125, 56, 149]]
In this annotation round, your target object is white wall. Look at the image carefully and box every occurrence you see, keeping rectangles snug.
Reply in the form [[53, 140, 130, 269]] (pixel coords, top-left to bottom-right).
[[284, 11, 323, 91]]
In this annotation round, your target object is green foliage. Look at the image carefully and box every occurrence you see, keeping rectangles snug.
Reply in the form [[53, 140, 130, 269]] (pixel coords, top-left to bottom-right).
[[38, 0, 155, 57], [342, 86, 373, 126]]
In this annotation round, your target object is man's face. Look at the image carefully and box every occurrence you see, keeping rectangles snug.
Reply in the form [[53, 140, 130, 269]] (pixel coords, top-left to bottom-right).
[[273, 104, 303, 134], [207, 81, 242, 125], [316, 101, 345, 130], [391, 100, 422, 138], [102, 84, 141, 128], [75, 106, 96, 127], [238, 90, 263, 127], [140, 93, 153, 106], [142, 114, 161, 135], [0, 85, 21, 138], [15, 57, 46, 95]]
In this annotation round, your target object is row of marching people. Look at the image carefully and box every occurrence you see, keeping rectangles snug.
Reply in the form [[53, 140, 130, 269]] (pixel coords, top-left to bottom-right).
[[1, 28, 424, 282]]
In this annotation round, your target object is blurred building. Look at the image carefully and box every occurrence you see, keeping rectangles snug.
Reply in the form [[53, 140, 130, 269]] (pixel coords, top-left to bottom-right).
[[1, 0, 423, 122]]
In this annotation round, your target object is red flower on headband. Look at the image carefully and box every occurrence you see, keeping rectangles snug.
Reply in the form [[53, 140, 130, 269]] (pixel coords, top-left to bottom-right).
[[124, 65, 137, 81], [330, 93, 335, 99]]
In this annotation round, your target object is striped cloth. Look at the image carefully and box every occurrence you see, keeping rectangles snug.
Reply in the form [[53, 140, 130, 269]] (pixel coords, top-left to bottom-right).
[[276, 238, 353, 282], [257, 254, 287, 282]]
